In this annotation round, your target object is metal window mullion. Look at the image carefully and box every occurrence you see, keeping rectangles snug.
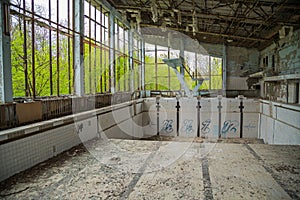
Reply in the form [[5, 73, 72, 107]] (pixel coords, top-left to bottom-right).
[[99, 6, 103, 93], [103, 12, 107, 92], [56, 0, 60, 96], [48, 0, 53, 96], [88, 2, 92, 94], [155, 44, 157, 90], [168, 46, 170, 90], [10, 3, 80, 36], [94, 5, 97, 93]]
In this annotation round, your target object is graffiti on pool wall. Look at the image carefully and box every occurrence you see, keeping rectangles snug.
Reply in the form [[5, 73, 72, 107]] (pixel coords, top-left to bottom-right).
[[201, 119, 211, 134], [76, 123, 83, 134], [181, 119, 194, 135], [244, 123, 256, 131], [222, 120, 239, 135], [162, 120, 174, 133]]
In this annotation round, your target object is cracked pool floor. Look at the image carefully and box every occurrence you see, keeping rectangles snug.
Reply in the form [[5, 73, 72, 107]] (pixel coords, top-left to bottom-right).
[[0, 138, 299, 200]]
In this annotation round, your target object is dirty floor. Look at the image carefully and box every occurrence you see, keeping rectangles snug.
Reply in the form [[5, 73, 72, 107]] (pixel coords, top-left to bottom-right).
[[0, 138, 299, 200]]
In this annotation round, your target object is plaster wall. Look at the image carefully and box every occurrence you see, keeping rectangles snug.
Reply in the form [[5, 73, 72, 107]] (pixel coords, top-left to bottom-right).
[[258, 100, 300, 144]]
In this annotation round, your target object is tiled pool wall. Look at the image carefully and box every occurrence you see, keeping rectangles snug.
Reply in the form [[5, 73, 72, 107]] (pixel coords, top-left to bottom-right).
[[0, 97, 299, 181], [142, 97, 259, 139]]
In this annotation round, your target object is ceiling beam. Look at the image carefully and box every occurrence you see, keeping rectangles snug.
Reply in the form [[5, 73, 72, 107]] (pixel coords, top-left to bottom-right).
[[238, 0, 289, 46], [140, 23, 267, 41], [116, 5, 299, 26]]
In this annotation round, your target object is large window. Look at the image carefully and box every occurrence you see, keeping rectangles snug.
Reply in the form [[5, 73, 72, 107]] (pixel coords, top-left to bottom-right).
[[144, 43, 223, 92], [10, 0, 74, 97], [114, 19, 130, 92], [133, 34, 143, 91], [197, 55, 223, 90], [84, 1, 110, 94], [9, 0, 141, 98]]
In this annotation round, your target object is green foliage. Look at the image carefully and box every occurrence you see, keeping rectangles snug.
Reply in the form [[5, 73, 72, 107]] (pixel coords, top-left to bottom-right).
[[144, 49, 223, 91], [11, 19, 73, 97]]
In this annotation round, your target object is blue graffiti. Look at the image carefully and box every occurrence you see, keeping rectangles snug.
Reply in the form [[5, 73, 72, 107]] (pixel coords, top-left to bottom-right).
[[222, 120, 239, 135], [76, 123, 83, 134], [244, 123, 256, 131], [201, 119, 211, 134], [181, 119, 194, 135], [162, 120, 174, 133]]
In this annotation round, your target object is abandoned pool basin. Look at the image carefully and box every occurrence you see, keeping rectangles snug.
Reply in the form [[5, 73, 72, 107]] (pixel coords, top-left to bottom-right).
[[0, 96, 299, 182]]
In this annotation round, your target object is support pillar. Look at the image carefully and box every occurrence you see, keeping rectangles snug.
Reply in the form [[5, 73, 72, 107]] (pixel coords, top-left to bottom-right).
[[179, 39, 185, 91], [140, 39, 145, 94], [0, 0, 13, 103], [222, 44, 227, 97], [109, 11, 115, 93], [73, 0, 84, 96], [129, 26, 134, 92]]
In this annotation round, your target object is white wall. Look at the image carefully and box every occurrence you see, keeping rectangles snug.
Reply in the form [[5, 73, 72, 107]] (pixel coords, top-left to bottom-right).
[[0, 100, 144, 182], [0, 97, 299, 182], [259, 100, 300, 144], [142, 97, 260, 139]]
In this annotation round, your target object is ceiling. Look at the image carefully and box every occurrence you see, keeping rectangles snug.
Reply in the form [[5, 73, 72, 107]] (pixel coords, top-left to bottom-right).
[[107, 0, 300, 50]]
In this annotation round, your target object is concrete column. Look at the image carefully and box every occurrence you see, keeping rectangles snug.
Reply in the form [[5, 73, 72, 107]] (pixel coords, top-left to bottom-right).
[[73, 0, 84, 96], [129, 27, 134, 92], [109, 11, 115, 93], [298, 82, 300, 104], [0, 0, 13, 103], [222, 44, 227, 97], [288, 82, 297, 103], [179, 39, 185, 90], [140, 39, 145, 92]]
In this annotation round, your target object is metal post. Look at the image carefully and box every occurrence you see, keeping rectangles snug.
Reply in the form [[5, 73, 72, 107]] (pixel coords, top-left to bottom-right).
[[238, 95, 244, 138], [156, 95, 160, 136], [73, 0, 85, 96], [176, 95, 181, 136], [217, 95, 222, 138], [0, 0, 13, 103], [197, 96, 201, 137]]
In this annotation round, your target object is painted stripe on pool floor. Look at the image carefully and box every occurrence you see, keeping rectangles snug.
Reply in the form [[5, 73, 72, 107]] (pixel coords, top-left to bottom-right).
[[201, 156, 214, 200], [244, 144, 298, 199], [120, 142, 162, 199]]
